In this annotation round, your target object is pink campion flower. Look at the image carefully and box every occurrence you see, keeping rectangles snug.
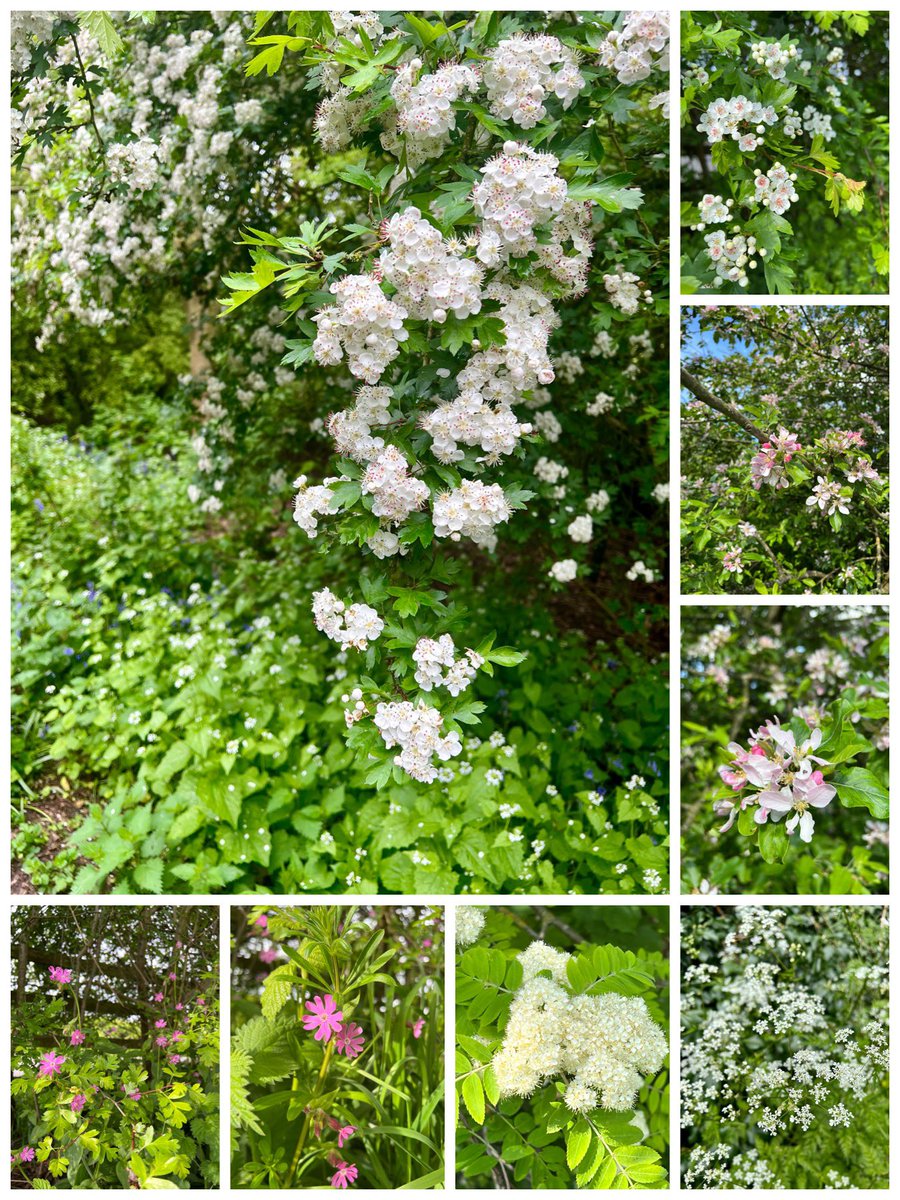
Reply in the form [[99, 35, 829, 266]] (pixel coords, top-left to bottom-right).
[[153, 992, 164, 1002], [122, 1086, 142, 1101], [70, 1029, 85, 1046], [755, 773, 836, 842], [412, 1018, 426, 1039], [302, 994, 344, 1042], [196, 998, 206, 1007], [337, 1125, 356, 1150], [175, 1003, 184, 1011], [155, 1035, 169, 1047], [255, 914, 268, 929], [331, 1162, 358, 1189], [70, 1094, 87, 1113], [38, 1052, 66, 1078], [171, 1030, 184, 1041], [168, 972, 176, 981], [19, 1146, 36, 1163], [155, 1019, 167, 1029], [48, 967, 72, 985], [169, 1054, 182, 1065], [259, 948, 278, 963], [334, 1021, 365, 1059]]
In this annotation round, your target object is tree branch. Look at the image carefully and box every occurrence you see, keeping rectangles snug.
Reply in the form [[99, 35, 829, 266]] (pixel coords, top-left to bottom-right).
[[680, 367, 767, 442]]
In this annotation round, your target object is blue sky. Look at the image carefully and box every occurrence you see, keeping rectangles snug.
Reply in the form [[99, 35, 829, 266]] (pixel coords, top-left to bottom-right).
[[681, 312, 754, 404]]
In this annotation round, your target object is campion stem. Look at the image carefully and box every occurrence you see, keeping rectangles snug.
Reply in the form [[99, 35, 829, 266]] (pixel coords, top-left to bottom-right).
[[288, 1040, 335, 1185]]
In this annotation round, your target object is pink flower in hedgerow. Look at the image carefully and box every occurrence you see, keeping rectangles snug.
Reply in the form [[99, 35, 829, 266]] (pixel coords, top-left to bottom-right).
[[70, 1029, 85, 1046], [18, 1147, 36, 1163], [155, 1035, 169, 1047], [412, 1017, 426, 1039], [155, 1019, 167, 1029], [754, 771, 836, 843], [331, 1161, 358, 1189], [333, 1021, 365, 1059], [70, 1094, 87, 1113], [302, 994, 344, 1042], [337, 1125, 356, 1150], [48, 966, 72, 985], [38, 1051, 66, 1078]]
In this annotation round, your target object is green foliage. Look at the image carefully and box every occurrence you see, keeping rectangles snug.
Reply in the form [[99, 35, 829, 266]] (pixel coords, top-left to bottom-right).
[[455, 907, 669, 1189], [681, 606, 889, 895], [231, 905, 443, 1189]]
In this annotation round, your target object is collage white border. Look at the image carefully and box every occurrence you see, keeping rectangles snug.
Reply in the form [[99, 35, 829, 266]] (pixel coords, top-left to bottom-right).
[[1, 1, 896, 1195]]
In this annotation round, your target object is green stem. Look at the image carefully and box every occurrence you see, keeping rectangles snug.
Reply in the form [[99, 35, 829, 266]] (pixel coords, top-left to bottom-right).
[[287, 1041, 335, 1185]]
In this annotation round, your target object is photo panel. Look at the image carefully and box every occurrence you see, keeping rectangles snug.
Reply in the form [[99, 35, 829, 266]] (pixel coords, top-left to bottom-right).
[[230, 902, 444, 1190], [680, 901, 890, 1189], [9, 903, 220, 1189], [455, 902, 670, 1188]]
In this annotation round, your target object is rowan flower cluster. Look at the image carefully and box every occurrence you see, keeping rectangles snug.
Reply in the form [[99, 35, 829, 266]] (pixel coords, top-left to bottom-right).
[[455, 906, 486, 948], [713, 715, 836, 843], [312, 274, 409, 383], [412, 635, 484, 696], [311, 589, 384, 651], [482, 34, 585, 128], [373, 700, 463, 783], [490, 941, 667, 1112]]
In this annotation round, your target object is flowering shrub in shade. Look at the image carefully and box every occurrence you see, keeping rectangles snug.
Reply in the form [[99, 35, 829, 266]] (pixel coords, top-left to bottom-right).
[[455, 906, 668, 1189], [681, 606, 888, 896], [10, 906, 219, 1189], [11, 9, 669, 897], [680, 305, 889, 595], [231, 905, 443, 1190], [680, 10, 889, 294], [681, 905, 889, 1189]]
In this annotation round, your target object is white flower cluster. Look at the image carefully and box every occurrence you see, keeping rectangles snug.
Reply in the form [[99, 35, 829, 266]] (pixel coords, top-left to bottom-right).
[[482, 34, 585, 128], [704, 228, 759, 287], [753, 164, 799, 215], [603, 267, 652, 315], [390, 59, 480, 160], [490, 941, 667, 1111], [472, 142, 568, 259], [327, 385, 392, 462], [313, 87, 370, 152], [361, 445, 430, 523], [596, 11, 670, 85], [695, 193, 733, 226], [456, 906, 486, 949], [106, 137, 161, 192], [806, 476, 850, 518], [549, 559, 578, 583], [749, 40, 797, 80], [373, 699, 462, 783], [312, 273, 409, 384], [567, 514, 592, 543], [292, 474, 345, 537], [380, 206, 483, 321], [413, 635, 484, 696], [311, 588, 384, 651], [696, 96, 778, 150], [432, 480, 512, 549]]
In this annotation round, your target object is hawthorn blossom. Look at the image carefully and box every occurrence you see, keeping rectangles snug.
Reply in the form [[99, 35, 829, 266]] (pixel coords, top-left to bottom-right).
[[303, 994, 344, 1042], [334, 1021, 365, 1059]]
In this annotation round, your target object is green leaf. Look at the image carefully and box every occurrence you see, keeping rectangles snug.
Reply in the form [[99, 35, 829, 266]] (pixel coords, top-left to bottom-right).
[[261, 963, 295, 1020], [133, 858, 165, 893], [757, 819, 787, 864], [832, 767, 889, 820], [566, 1121, 591, 1169], [461, 1073, 485, 1125], [80, 12, 124, 56]]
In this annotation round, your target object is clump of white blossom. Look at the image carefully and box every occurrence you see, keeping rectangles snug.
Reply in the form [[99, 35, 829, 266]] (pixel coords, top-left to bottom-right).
[[456, 906, 487, 948], [311, 588, 384, 651], [482, 34, 585, 128], [490, 940, 667, 1111], [373, 699, 462, 783]]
